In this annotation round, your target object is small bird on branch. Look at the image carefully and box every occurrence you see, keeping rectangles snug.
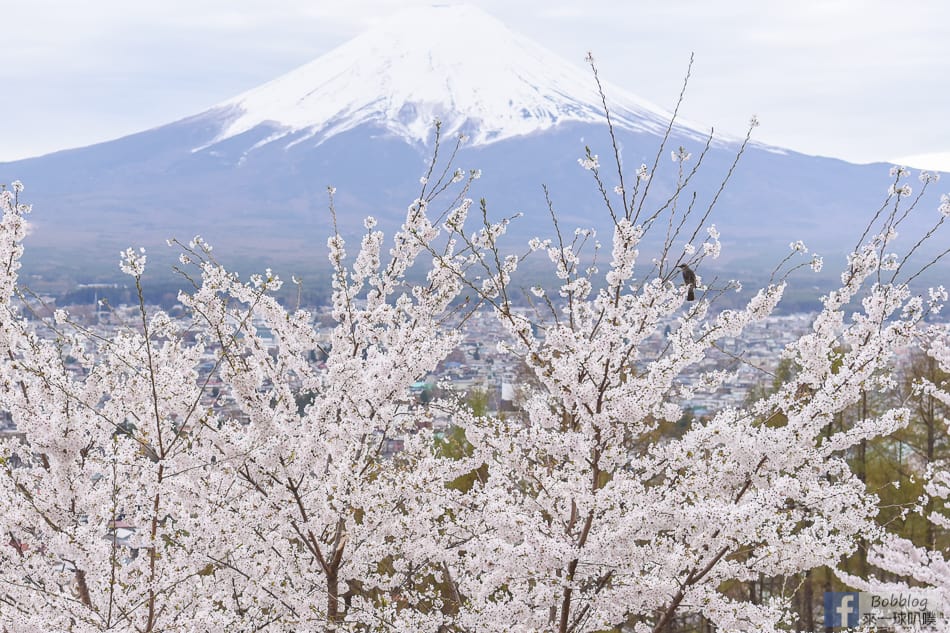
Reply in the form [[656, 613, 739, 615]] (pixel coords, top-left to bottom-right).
[[677, 264, 696, 301]]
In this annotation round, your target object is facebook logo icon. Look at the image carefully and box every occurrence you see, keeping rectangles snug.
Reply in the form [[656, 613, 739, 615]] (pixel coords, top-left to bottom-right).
[[824, 592, 860, 627]]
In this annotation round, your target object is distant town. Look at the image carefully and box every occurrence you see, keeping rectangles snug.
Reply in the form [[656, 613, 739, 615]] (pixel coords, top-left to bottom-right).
[[6, 287, 927, 450]]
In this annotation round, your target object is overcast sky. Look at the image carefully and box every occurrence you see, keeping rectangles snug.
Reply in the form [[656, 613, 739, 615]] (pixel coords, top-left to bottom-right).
[[2, 0, 948, 169]]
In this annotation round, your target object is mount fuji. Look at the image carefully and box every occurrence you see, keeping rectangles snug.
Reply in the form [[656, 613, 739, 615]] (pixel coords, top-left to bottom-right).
[[0, 4, 945, 290], [200, 4, 706, 150]]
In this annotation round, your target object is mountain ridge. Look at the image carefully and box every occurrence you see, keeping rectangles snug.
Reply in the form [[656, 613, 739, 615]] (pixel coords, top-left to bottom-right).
[[192, 3, 717, 154]]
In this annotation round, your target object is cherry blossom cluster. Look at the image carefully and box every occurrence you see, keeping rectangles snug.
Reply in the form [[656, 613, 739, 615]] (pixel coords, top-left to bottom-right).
[[0, 146, 947, 633]]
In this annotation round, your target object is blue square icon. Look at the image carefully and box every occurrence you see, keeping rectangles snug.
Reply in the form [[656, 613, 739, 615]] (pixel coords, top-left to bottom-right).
[[824, 592, 860, 627]]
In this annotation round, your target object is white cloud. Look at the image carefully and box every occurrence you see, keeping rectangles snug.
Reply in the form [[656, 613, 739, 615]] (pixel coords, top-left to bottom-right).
[[891, 153, 950, 174]]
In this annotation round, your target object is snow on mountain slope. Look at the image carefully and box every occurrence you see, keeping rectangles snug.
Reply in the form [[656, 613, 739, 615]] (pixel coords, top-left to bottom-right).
[[198, 3, 710, 152]]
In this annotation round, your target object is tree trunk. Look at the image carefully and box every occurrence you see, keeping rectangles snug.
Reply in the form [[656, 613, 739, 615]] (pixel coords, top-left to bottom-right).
[[803, 569, 815, 632], [823, 570, 832, 633], [327, 568, 340, 625]]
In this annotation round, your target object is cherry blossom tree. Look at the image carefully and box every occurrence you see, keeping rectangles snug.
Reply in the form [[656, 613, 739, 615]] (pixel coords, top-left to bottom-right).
[[0, 97, 948, 633], [169, 165, 509, 630], [0, 147, 499, 632], [839, 325, 950, 626], [393, 102, 950, 630], [0, 184, 239, 631]]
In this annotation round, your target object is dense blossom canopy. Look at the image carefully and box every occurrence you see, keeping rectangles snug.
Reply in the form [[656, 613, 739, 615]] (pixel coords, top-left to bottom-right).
[[0, 118, 948, 632]]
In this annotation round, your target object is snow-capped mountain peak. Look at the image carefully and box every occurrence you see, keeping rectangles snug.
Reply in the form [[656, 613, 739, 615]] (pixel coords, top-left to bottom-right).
[[201, 3, 698, 151]]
